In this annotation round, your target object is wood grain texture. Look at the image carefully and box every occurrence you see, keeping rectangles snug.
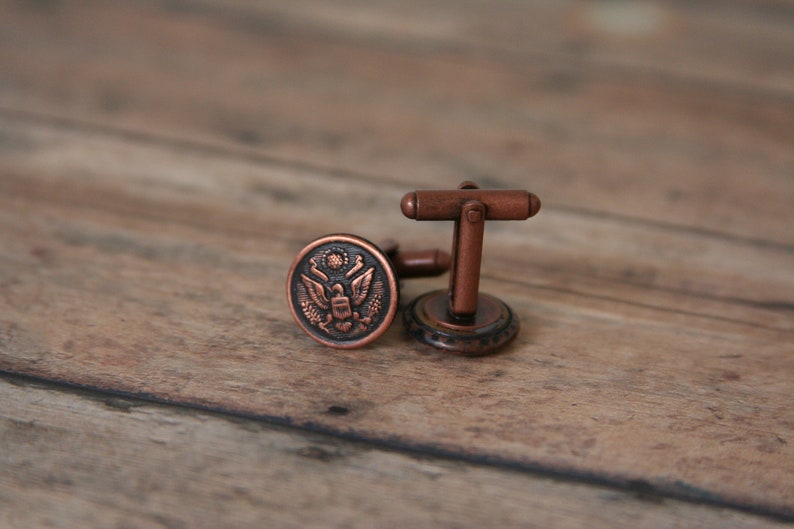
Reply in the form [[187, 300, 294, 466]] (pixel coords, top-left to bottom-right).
[[3, 374, 787, 529], [202, 0, 794, 95], [0, 0, 792, 246], [1, 116, 792, 518], [0, 0, 793, 523]]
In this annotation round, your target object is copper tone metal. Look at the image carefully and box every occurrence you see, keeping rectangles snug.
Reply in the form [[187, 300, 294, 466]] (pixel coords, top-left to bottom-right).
[[401, 181, 541, 356], [378, 240, 451, 278], [287, 235, 451, 349], [403, 291, 519, 356], [287, 234, 400, 349], [451, 201, 486, 317], [390, 248, 451, 278], [400, 187, 541, 222]]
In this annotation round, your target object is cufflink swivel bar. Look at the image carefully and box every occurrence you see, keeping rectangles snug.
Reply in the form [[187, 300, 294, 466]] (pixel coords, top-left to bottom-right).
[[401, 181, 541, 356]]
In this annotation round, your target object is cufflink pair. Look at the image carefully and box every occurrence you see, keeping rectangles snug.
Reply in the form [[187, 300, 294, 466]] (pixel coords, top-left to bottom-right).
[[286, 181, 541, 356]]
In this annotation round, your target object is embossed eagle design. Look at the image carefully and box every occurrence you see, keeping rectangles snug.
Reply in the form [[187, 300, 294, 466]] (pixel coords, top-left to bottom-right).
[[297, 247, 383, 335]]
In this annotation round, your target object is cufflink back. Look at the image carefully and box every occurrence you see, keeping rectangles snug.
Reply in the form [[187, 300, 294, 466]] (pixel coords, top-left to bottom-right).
[[401, 181, 541, 356]]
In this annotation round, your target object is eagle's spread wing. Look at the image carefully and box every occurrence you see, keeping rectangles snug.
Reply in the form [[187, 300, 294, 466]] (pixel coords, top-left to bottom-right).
[[350, 267, 374, 306], [301, 274, 329, 310]]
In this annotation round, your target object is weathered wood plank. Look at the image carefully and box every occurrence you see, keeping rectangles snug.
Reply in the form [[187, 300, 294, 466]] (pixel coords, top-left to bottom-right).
[[1, 118, 792, 517], [1, 117, 791, 323], [212, 0, 794, 95], [0, 0, 792, 246], [2, 375, 787, 529]]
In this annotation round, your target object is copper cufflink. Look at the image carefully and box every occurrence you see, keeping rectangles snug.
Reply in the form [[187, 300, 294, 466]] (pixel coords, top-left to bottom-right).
[[287, 181, 541, 356], [286, 234, 449, 349]]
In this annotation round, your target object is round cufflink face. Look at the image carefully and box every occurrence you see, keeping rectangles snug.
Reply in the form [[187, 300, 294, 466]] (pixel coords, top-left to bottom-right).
[[287, 234, 399, 349]]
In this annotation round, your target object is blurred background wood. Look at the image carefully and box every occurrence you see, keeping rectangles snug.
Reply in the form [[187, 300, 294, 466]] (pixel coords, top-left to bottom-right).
[[1, 0, 792, 526]]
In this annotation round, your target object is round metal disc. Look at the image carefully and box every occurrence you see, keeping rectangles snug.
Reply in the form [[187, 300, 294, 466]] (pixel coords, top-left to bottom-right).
[[403, 290, 519, 356], [287, 234, 399, 349]]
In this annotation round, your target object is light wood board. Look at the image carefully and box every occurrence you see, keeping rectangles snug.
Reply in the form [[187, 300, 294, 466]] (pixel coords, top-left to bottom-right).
[[2, 374, 786, 528], [0, 0, 792, 524]]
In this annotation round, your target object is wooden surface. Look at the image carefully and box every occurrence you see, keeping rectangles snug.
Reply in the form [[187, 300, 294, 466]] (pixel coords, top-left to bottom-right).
[[1, 0, 792, 526], [1, 374, 786, 529]]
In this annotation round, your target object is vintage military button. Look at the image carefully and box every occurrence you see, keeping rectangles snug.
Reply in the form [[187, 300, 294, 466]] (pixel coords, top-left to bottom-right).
[[287, 234, 400, 349]]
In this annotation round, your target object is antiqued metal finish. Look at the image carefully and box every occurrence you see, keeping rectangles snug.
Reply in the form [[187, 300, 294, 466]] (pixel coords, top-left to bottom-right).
[[287, 234, 400, 349], [404, 291, 519, 356], [287, 235, 452, 348], [401, 181, 541, 356], [385, 244, 452, 279]]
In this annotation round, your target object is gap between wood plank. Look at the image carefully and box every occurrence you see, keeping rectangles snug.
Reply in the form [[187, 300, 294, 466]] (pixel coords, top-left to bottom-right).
[[2, 369, 791, 523]]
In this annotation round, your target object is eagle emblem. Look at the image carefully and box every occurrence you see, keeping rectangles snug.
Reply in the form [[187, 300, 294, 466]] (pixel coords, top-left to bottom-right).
[[296, 247, 384, 335]]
